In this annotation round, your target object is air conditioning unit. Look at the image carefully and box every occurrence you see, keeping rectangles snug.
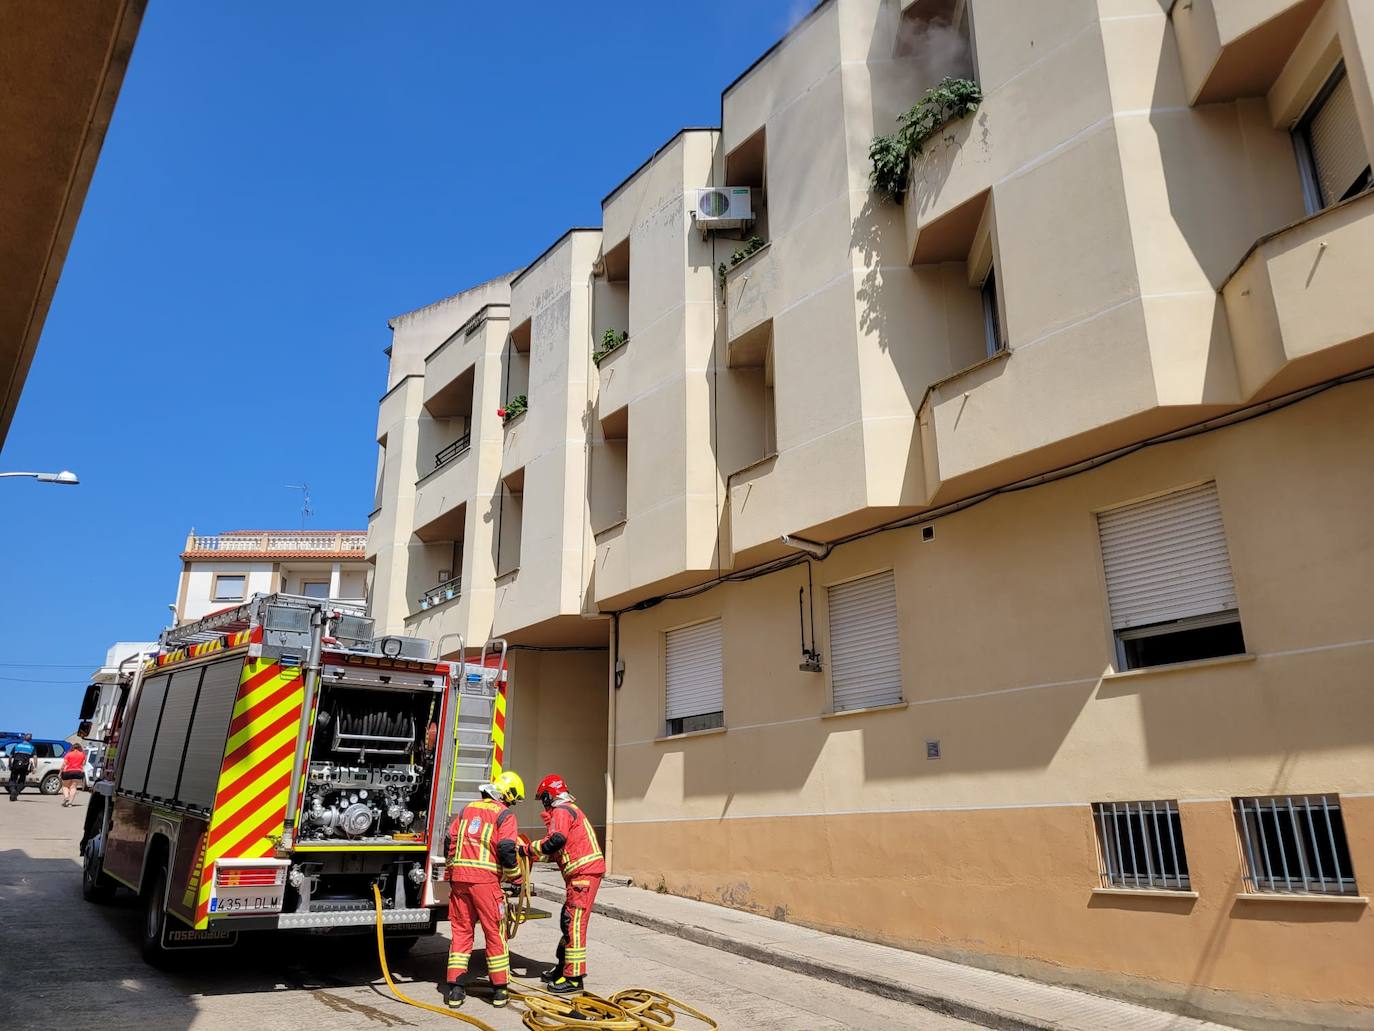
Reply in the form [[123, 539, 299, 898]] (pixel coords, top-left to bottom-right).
[[692, 187, 753, 231]]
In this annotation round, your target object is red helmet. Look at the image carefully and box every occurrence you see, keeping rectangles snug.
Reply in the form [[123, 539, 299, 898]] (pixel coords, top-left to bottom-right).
[[535, 774, 568, 804]]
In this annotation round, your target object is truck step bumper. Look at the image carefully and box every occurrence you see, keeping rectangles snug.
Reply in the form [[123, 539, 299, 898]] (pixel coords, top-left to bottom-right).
[[275, 907, 436, 930]]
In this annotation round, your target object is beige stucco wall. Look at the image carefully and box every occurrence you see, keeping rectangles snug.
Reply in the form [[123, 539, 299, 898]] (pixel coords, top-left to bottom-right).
[[594, 130, 725, 609], [368, 277, 516, 643], [493, 230, 603, 642], [610, 377, 1374, 1025], [504, 648, 610, 839]]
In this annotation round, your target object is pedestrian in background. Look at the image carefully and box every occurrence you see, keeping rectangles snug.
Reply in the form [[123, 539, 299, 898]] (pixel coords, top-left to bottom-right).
[[60, 741, 86, 807], [7, 734, 36, 801]]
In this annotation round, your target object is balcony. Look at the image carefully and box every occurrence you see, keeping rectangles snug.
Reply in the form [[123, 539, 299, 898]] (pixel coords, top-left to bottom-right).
[[417, 574, 462, 612], [1224, 191, 1374, 398], [1172, 0, 1321, 106], [433, 432, 471, 472], [723, 240, 776, 351], [182, 531, 366, 560], [596, 341, 631, 419], [413, 442, 477, 532]]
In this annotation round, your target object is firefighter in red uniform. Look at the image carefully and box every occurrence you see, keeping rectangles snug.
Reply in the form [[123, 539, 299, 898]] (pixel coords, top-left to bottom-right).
[[444, 769, 524, 1009], [521, 774, 605, 994]]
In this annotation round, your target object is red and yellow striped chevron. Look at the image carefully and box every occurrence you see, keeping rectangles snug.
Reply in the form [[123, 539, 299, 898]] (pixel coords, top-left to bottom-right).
[[490, 673, 508, 777], [194, 657, 303, 928], [146, 628, 258, 672]]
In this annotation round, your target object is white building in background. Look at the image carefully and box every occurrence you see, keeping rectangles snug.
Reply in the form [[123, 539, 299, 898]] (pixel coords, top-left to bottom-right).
[[174, 529, 370, 622]]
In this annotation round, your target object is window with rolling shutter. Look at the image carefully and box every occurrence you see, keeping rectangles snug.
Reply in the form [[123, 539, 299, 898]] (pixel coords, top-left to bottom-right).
[[828, 570, 902, 712], [1097, 482, 1245, 670], [1296, 65, 1372, 212], [664, 619, 723, 736]]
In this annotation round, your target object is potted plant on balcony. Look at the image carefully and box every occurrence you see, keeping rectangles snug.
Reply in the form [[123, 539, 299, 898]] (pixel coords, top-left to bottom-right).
[[498, 394, 527, 424], [717, 236, 766, 289], [444, 585, 456, 600], [869, 76, 982, 203], [419, 597, 431, 611], [594, 329, 628, 366]]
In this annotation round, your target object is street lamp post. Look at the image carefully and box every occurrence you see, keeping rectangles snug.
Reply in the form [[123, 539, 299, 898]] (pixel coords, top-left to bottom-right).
[[0, 470, 79, 484]]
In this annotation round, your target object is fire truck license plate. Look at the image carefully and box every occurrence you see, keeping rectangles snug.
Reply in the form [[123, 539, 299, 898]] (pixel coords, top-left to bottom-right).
[[210, 890, 282, 913]]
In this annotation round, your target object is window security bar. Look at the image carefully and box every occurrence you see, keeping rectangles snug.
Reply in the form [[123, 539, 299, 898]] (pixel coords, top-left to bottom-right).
[[1235, 795, 1358, 896], [1093, 800, 1190, 891], [435, 433, 471, 470]]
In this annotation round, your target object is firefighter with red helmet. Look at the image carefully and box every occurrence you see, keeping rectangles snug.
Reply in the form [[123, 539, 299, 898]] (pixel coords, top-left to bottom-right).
[[444, 769, 525, 1010], [521, 773, 606, 994]]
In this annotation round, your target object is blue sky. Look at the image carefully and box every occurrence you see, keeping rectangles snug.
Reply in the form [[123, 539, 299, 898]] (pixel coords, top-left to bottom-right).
[[0, 1, 799, 735]]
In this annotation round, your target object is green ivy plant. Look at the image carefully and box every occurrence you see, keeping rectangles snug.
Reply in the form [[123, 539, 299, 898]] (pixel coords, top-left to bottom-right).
[[869, 77, 982, 202], [499, 393, 527, 423], [717, 236, 766, 288], [593, 329, 629, 366]]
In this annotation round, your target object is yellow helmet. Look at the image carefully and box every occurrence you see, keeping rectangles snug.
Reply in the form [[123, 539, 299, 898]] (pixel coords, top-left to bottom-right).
[[487, 770, 525, 805]]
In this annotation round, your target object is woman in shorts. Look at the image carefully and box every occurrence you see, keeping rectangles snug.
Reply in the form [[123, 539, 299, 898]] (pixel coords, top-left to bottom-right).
[[60, 742, 86, 807]]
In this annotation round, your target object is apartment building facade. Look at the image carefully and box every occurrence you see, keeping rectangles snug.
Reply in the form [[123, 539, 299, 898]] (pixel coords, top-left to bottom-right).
[[367, 265, 610, 837], [369, 1, 1374, 1025], [175, 530, 370, 622]]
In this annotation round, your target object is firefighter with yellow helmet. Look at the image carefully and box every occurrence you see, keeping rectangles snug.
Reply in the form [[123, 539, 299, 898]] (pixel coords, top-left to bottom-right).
[[444, 769, 524, 1009]]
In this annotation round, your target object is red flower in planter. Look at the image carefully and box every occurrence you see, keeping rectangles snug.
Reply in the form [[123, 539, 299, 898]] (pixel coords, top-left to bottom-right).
[[496, 407, 507, 418]]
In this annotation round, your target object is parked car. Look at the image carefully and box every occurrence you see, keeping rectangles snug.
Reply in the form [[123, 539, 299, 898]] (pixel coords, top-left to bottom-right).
[[0, 739, 71, 795]]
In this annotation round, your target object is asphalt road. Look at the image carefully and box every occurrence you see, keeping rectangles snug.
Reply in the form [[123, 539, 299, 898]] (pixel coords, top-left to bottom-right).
[[0, 791, 974, 1030]]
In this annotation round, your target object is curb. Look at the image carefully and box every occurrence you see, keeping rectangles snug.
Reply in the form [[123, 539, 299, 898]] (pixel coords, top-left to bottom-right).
[[530, 882, 1048, 1031]]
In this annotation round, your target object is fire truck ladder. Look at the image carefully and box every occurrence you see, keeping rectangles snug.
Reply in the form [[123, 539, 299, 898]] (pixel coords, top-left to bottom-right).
[[160, 593, 368, 649], [440, 636, 506, 815]]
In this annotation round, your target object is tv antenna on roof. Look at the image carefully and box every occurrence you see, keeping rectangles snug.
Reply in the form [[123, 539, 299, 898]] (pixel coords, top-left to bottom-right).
[[285, 482, 313, 529]]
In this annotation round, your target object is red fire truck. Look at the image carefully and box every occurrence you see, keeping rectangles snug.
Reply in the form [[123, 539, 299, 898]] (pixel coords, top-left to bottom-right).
[[80, 593, 508, 962]]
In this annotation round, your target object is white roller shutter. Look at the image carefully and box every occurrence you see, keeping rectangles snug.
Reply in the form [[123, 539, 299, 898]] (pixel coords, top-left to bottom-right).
[[828, 570, 902, 712], [1097, 482, 1237, 631], [665, 619, 722, 721], [1309, 71, 1369, 207]]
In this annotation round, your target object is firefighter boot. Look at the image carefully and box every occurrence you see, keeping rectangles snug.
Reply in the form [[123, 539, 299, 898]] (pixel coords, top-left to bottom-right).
[[445, 983, 466, 1008], [547, 975, 584, 995], [490, 986, 509, 1008], [539, 965, 559, 986]]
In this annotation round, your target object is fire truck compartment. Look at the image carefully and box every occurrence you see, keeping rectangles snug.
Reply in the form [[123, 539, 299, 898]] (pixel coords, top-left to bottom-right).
[[298, 678, 441, 846]]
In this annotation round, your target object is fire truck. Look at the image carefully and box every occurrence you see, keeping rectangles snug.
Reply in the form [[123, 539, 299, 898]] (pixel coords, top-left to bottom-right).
[[80, 593, 508, 962]]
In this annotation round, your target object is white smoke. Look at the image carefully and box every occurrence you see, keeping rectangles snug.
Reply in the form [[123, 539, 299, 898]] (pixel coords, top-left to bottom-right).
[[895, 11, 974, 85]]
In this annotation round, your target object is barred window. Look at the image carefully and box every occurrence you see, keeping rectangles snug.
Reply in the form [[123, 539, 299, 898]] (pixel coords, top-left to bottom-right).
[[1235, 795, 1358, 896], [1092, 801, 1190, 891]]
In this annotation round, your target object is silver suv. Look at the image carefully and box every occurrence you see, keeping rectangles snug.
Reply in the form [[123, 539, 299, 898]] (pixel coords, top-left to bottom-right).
[[1, 740, 70, 795]]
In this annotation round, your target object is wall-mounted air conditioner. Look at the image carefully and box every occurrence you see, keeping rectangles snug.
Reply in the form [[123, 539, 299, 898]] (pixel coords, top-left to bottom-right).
[[691, 187, 753, 232]]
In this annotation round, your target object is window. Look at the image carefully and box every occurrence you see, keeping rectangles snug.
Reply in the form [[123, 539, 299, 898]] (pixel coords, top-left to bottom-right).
[[1093, 801, 1190, 891], [34, 742, 65, 759], [828, 570, 902, 712], [301, 581, 329, 599], [1235, 795, 1358, 896], [981, 267, 1004, 357], [212, 574, 246, 602], [664, 619, 723, 736], [497, 469, 524, 577], [1097, 482, 1245, 671], [1295, 64, 1372, 214]]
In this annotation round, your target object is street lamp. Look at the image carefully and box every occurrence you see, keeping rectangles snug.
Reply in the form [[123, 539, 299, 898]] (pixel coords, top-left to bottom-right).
[[0, 470, 79, 484]]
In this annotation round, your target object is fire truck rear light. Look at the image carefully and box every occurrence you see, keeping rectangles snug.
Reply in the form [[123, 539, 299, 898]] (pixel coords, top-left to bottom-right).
[[216, 866, 285, 888]]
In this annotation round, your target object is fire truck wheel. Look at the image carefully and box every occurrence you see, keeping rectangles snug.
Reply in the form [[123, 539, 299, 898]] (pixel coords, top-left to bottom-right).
[[39, 772, 61, 795], [81, 840, 116, 903], [140, 865, 171, 965]]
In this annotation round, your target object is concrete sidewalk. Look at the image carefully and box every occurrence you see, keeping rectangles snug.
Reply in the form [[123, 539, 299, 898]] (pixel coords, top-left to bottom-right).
[[529, 869, 1233, 1031]]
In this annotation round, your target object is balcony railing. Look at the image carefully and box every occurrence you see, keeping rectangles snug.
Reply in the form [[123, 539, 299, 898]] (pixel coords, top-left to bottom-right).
[[186, 532, 368, 555], [435, 433, 471, 470], [419, 575, 462, 610]]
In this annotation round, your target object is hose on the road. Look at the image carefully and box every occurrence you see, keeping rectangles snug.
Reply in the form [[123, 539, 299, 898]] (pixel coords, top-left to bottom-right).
[[371, 878, 718, 1031]]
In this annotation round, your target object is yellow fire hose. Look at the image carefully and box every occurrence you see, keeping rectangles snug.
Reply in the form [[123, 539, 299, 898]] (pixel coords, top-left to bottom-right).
[[371, 860, 718, 1031]]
